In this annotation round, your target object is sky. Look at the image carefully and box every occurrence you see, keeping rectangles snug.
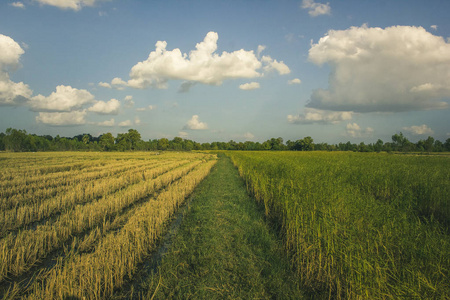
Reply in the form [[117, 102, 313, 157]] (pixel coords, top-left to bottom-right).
[[0, 0, 449, 144]]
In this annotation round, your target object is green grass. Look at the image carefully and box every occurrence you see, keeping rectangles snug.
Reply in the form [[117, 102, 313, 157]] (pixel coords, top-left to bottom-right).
[[228, 151, 450, 299], [139, 154, 304, 299]]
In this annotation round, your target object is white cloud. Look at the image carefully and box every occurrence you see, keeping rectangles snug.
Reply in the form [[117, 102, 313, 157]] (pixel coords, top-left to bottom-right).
[[346, 123, 374, 138], [88, 98, 120, 115], [123, 95, 134, 108], [118, 120, 132, 127], [10, 2, 25, 8], [402, 124, 434, 135], [123, 32, 289, 90], [288, 78, 301, 85], [0, 34, 33, 106], [239, 82, 260, 90], [257, 45, 266, 57], [111, 77, 127, 90], [301, 0, 331, 17], [98, 118, 115, 126], [287, 108, 353, 124], [430, 25, 438, 30], [183, 115, 208, 130], [136, 105, 155, 112], [134, 117, 141, 125], [261, 55, 290, 75], [29, 85, 95, 112], [308, 25, 450, 113], [36, 110, 87, 126], [98, 82, 111, 88], [35, 0, 99, 11]]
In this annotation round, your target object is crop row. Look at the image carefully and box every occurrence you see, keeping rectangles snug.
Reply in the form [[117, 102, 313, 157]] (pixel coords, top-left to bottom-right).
[[228, 151, 450, 299], [0, 155, 213, 283], [24, 159, 217, 299], [0, 159, 161, 211], [0, 160, 189, 236]]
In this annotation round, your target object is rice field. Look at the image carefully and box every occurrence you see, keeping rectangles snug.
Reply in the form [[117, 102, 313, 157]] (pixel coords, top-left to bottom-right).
[[0, 151, 217, 299], [1, 150, 449, 299], [227, 151, 450, 299]]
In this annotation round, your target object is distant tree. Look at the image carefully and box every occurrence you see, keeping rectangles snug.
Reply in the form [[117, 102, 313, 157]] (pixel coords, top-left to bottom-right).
[[444, 138, 450, 152], [374, 139, 383, 152], [424, 136, 435, 153], [184, 140, 194, 151], [392, 132, 410, 152], [4, 128, 28, 152], [127, 129, 141, 150], [100, 133, 115, 151], [82, 134, 90, 145], [0, 132, 5, 151], [157, 138, 169, 151]]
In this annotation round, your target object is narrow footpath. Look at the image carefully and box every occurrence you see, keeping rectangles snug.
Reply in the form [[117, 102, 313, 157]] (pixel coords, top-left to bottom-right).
[[138, 154, 304, 299]]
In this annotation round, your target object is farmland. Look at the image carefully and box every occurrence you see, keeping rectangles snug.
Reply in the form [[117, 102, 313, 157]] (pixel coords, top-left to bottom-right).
[[0, 151, 217, 299], [228, 151, 450, 299], [1, 151, 449, 299]]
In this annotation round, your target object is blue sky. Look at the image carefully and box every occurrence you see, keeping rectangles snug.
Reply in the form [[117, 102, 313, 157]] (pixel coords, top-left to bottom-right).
[[0, 0, 449, 143]]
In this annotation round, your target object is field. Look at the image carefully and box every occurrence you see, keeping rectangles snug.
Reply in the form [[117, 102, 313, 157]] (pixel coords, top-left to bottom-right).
[[227, 151, 450, 299], [0, 151, 217, 299], [0, 151, 449, 299]]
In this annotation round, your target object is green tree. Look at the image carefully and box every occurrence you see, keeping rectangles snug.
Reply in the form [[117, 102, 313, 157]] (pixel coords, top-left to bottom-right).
[[4, 128, 29, 152], [127, 129, 141, 150], [445, 138, 450, 151], [157, 138, 169, 151], [374, 139, 384, 153], [424, 136, 434, 153], [100, 133, 115, 151]]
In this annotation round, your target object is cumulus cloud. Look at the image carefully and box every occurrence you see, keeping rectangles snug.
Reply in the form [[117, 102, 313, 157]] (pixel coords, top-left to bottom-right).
[[36, 110, 87, 126], [88, 98, 120, 115], [287, 108, 353, 124], [288, 78, 301, 85], [239, 82, 260, 90], [346, 123, 374, 138], [35, 0, 99, 11], [98, 82, 111, 88], [430, 25, 438, 30], [308, 25, 450, 113], [111, 77, 127, 90], [261, 55, 290, 74], [98, 118, 115, 126], [301, 0, 331, 17], [120, 32, 289, 90], [0, 34, 33, 106], [402, 124, 434, 135], [183, 115, 208, 130], [136, 105, 155, 112], [257, 45, 266, 57], [10, 2, 25, 8], [29, 85, 95, 112], [124, 95, 134, 108], [118, 120, 132, 127], [134, 116, 141, 125]]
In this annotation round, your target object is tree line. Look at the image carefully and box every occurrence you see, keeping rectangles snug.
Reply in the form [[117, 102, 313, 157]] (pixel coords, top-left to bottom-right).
[[1, 128, 449, 153]]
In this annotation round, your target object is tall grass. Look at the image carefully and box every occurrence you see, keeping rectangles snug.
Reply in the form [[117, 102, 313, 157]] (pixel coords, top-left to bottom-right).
[[228, 151, 450, 299]]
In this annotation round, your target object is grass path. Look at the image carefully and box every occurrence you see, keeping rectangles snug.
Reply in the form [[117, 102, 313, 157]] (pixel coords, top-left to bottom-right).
[[139, 154, 304, 299]]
